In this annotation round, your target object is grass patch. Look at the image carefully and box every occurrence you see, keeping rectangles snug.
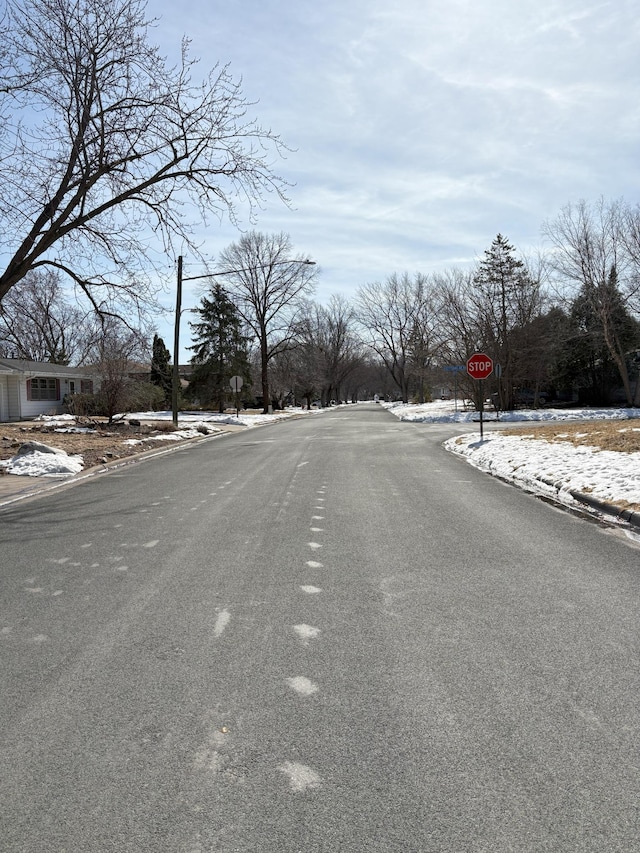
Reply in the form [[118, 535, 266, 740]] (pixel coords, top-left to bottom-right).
[[502, 421, 640, 453]]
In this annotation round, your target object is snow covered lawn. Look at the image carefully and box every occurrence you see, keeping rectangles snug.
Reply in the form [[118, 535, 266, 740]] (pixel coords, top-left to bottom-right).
[[445, 431, 640, 511]]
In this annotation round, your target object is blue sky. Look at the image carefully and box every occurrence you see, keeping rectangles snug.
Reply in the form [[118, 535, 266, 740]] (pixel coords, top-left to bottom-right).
[[150, 0, 640, 358]]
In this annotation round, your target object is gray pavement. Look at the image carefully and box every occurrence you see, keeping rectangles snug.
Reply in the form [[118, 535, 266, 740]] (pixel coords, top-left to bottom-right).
[[1, 406, 639, 851]]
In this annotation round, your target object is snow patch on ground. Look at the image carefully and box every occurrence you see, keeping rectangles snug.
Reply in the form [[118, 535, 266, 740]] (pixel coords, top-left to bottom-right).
[[0, 407, 309, 476], [128, 408, 318, 428], [278, 761, 322, 792], [444, 432, 640, 509], [383, 399, 640, 424], [0, 445, 84, 477]]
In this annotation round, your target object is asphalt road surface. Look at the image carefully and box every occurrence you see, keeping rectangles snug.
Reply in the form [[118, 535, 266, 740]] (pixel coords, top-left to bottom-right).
[[1, 404, 638, 852]]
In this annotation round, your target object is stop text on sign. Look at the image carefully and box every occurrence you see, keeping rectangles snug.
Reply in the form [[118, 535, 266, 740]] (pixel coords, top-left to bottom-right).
[[466, 353, 494, 380]]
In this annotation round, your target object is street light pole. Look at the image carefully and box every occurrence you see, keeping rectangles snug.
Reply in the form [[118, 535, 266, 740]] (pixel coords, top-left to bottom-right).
[[172, 255, 183, 427], [171, 255, 315, 427]]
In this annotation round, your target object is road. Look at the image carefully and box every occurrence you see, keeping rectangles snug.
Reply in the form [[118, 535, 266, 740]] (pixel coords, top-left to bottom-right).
[[1, 404, 638, 852]]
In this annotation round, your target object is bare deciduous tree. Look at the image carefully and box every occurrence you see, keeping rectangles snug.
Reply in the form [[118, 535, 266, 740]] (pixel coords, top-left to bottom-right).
[[0, 269, 98, 363], [433, 268, 481, 364], [272, 302, 326, 409], [215, 231, 316, 413], [87, 318, 154, 422], [356, 273, 437, 403], [316, 295, 360, 405], [0, 0, 290, 318], [292, 297, 361, 407]]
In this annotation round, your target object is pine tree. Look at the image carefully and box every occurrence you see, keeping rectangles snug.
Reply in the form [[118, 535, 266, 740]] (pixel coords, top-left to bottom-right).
[[473, 234, 541, 410], [188, 284, 252, 412], [552, 295, 617, 404], [150, 334, 173, 407]]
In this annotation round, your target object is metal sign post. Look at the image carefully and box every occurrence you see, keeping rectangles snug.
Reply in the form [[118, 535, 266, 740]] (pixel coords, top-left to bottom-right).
[[494, 363, 503, 420], [443, 365, 465, 410], [230, 376, 243, 417], [466, 353, 494, 439]]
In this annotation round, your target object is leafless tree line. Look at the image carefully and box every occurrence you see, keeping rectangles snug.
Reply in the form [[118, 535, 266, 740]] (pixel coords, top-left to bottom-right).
[[5, 198, 640, 412], [353, 198, 640, 408], [355, 200, 640, 408], [233, 200, 640, 411]]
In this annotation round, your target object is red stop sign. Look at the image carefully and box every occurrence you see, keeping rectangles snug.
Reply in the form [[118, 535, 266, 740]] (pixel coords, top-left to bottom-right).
[[466, 352, 493, 380]]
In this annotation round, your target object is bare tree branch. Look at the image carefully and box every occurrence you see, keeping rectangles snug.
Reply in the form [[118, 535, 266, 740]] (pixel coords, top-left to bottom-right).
[[0, 268, 99, 362], [0, 0, 292, 318]]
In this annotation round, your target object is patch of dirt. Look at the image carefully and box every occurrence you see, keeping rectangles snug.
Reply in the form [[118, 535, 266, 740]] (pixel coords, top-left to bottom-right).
[[501, 420, 640, 453], [0, 420, 200, 474]]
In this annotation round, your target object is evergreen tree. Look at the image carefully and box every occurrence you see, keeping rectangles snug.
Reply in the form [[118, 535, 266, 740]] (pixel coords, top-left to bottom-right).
[[551, 297, 616, 404], [150, 334, 173, 407], [554, 266, 640, 404], [473, 234, 542, 410], [188, 284, 252, 412]]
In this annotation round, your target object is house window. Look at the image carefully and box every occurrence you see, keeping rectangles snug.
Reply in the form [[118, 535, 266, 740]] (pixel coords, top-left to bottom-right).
[[28, 377, 60, 401], [80, 379, 94, 394]]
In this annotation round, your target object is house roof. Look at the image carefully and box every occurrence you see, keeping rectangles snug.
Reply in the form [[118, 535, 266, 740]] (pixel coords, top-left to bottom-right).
[[0, 358, 98, 378]]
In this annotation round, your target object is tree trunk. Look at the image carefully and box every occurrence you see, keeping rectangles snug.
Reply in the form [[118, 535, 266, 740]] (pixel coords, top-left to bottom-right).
[[602, 322, 633, 405], [260, 332, 270, 414]]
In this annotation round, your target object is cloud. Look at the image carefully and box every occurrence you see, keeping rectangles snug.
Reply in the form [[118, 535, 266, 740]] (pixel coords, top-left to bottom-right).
[[149, 0, 640, 355]]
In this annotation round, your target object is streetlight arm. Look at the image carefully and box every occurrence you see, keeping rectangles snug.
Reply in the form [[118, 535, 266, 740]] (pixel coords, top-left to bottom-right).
[[181, 258, 315, 282]]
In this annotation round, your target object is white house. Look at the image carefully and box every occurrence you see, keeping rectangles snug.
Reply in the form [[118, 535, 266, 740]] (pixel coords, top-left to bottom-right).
[[0, 358, 99, 422]]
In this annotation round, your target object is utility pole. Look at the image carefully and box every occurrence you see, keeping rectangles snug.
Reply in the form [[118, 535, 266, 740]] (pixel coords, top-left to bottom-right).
[[172, 255, 183, 427]]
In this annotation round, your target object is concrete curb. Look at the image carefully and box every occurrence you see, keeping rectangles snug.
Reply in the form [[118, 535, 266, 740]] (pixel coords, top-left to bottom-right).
[[536, 474, 640, 529], [568, 488, 640, 529]]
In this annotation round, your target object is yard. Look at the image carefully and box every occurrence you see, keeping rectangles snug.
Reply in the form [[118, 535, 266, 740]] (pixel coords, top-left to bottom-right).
[[0, 419, 203, 473]]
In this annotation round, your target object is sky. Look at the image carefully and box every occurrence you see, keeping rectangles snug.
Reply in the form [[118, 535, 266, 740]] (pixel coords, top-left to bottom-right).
[[3, 403, 640, 540], [146, 0, 640, 359]]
